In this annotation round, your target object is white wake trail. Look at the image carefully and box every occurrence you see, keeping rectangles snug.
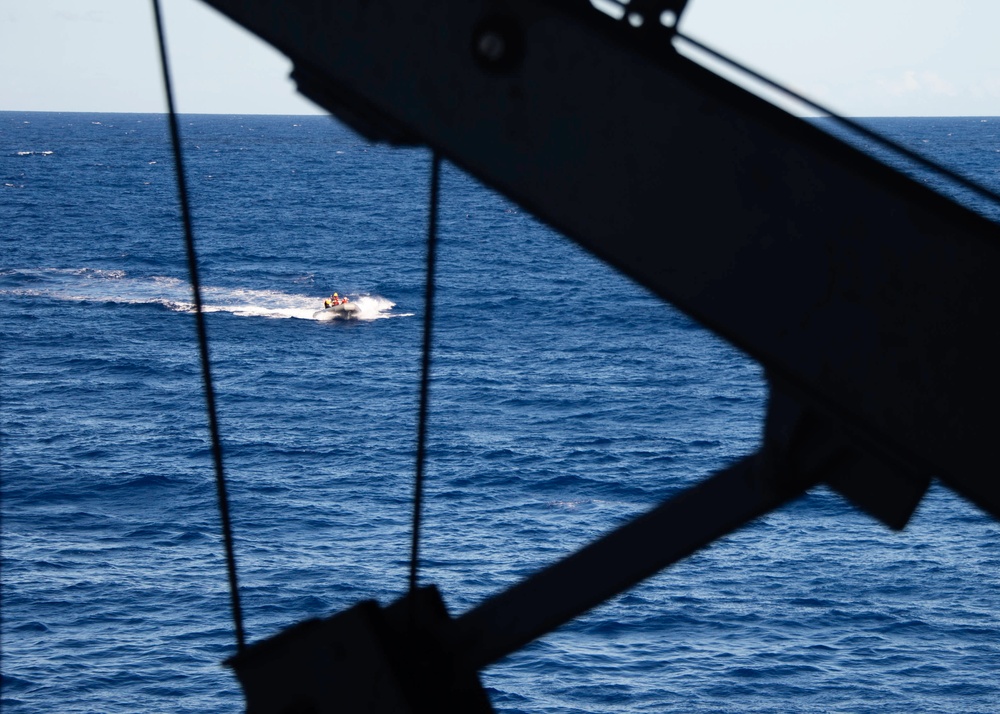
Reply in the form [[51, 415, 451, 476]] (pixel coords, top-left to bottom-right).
[[1, 269, 405, 322]]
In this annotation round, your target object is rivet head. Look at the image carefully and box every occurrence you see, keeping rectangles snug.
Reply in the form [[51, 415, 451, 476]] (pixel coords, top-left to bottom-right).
[[476, 31, 507, 64], [472, 16, 524, 74]]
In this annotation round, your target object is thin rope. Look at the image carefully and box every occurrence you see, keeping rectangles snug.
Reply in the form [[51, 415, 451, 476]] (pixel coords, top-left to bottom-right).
[[151, 0, 246, 653], [409, 153, 442, 600], [674, 30, 1000, 209]]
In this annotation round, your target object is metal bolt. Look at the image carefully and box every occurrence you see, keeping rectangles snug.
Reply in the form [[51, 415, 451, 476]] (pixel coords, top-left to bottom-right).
[[477, 31, 506, 63], [472, 16, 524, 73]]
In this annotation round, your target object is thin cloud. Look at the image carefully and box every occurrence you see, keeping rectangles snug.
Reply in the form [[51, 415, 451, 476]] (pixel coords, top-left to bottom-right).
[[879, 70, 958, 97], [968, 75, 1000, 100]]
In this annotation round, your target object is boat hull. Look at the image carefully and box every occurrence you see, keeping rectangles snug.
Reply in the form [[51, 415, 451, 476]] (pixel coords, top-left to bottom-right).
[[313, 303, 359, 319]]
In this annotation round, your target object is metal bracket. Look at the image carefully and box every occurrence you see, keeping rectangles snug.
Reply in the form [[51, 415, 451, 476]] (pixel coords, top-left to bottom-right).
[[227, 586, 493, 713]]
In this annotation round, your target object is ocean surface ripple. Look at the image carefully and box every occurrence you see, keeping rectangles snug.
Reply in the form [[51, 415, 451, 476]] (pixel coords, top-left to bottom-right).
[[2, 112, 999, 712]]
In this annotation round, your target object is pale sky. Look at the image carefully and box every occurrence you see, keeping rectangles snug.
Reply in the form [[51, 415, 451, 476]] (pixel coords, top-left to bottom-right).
[[2, 0, 999, 117]]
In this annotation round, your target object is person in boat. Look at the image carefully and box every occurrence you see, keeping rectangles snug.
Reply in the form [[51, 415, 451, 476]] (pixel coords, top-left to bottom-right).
[[323, 293, 340, 309]]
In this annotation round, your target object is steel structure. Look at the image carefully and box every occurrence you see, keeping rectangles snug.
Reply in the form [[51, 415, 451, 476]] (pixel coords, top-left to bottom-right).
[[186, 0, 1000, 710]]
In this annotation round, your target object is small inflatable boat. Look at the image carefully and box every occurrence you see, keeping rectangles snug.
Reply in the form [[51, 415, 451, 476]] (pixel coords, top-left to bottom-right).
[[313, 301, 359, 319]]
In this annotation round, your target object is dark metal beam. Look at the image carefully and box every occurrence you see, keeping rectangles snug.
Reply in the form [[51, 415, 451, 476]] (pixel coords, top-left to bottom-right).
[[197, 0, 1000, 517], [450, 379, 911, 668], [453, 452, 804, 669]]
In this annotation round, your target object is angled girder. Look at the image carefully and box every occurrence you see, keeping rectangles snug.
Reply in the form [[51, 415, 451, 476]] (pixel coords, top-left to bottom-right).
[[199, 0, 999, 519]]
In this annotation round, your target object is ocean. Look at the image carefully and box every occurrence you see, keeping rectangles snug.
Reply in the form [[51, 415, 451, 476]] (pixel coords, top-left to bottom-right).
[[1, 112, 999, 712]]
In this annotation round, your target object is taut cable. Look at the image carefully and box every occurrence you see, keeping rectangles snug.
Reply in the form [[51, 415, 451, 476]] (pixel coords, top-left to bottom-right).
[[151, 0, 246, 653], [674, 30, 1000, 208], [409, 153, 442, 603]]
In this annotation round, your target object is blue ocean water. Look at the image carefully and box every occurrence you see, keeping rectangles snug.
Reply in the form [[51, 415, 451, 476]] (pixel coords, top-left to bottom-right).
[[1, 112, 999, 713]]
